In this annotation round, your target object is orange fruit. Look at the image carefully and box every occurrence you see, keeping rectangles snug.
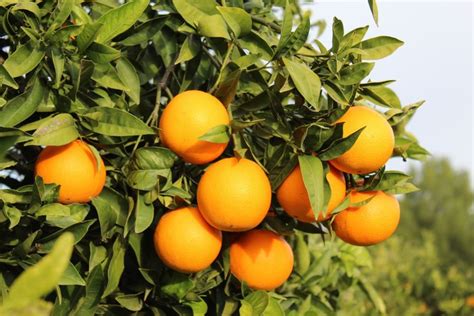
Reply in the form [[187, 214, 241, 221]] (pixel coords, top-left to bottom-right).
[[35, 140, 106, 204], [158, 90, 230, 164], [330, 105, 394, 174], [230, 229, 294, 290], [197, 157, 271, 232], [332, 190, 400, 246], [153, 206, 222, 273], [277, 165, 346, 222]]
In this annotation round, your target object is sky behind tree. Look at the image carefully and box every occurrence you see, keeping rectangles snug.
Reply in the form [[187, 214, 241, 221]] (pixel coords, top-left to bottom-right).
[[307, 1, 473, 183]]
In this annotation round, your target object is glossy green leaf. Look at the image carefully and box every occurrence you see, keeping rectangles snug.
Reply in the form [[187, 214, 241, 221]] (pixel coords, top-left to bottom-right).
[[1, 233, 74, 310], [116, 58, 141, 104], [95, 0, 150, 43], [318, 126, 364, 161], [59, 262, 86, 286], [360, 85, 401, 108], [0, 65, 19, 89], [0, 78, 45, 127], [102, 236, 126, 297], [3, 41, 45, 77], [298, 155, 324, 217], [175, 35, 201, 64], [337, 62, 374, 85], [240, 291, 269, 316], [80, 107, 154, 136], [26, 113, 79, 146], [126, 147, 177, 191], [86, 42, 121, 64], [360, 36, 404, 60], [134, 193, 154, 234], [368, 0, 379, 26], [217, 6, 252, 38], [198, 124, 231, 143], [283, 58, 321, 110]]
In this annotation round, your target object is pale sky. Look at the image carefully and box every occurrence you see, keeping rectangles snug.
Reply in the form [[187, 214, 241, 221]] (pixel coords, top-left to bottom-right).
[[306, 1, 474, 183]]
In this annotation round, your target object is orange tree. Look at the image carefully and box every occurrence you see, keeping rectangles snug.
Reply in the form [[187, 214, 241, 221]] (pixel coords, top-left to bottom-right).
[[0, 0, 428, 314]]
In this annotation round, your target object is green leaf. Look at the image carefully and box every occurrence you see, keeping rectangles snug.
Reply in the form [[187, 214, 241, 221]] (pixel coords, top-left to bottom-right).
[[277, 2, 293, 53], [120, 18, 165, 46], [51, 48, 65, 88], [294, 232, 310, 275], [331, 17, 344, 52], [92, 187, 128, 238], [80, 107, 155, 136], [3, 41, 45, 77], [337, 62, 374, 85], [275, 13, 310, 58], [77, 22, 104, 52], [160, 273, 194, 300], [47, 0, 74, 32], [134, 192, 154, 234], [184, 298, 207, 316], [38, 220, 95, 253], [359, 274, 386, 314], [116, 58, 141, 104], [373, 171, 419, 194], [240, 291, 269, 316], [35, 203, 89, 228], [73, 265, 105, 314], [197, 14, 230, 39], [2, 205, 22, 229], [339, 26, 369, 51], [1, 233, 74, 310], [0, 78, 46, 127], [59, 262, 86, 286], [172, 0, 229, 39], [263, 297, 284, 316], [175, 35, 201, 64], [323, 81, 350, 106], [318, 126, 365, 161], [95, 0, 150, 43], [102, 236, 126, 297], [198, 124, 231, 143], [26, 113, 79, 146], [216, 6, 252, 38], [368, 0, 379, 26], [91, 63, 130, 91], [360, 36, 404, 60], [238, 32, 273, 60], [328, 195, 350, 216], [298, 155, 324, 218], [115, 293, 143, 312], [283, 58, 321, 110], [360, 85, 401, 108], [126, 147, 177, 191], [0, 65, 19, 89], [86, 42, 121, 64]]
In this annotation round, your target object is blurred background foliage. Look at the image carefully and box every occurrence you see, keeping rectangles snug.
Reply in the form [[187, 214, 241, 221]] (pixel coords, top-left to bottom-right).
[[327, 157, 474, 315]]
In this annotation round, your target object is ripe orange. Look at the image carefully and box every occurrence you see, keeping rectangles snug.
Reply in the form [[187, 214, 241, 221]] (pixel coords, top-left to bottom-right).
[[158, 90, 230, 164], [330, 105, 394, 174], [197, 157, 271, 232], [332, 190, 400, 246], [153, 206, 222, 273], [277, 165, 346, 222], [35, 140, 106, 204], [230, 229, 294, 290]]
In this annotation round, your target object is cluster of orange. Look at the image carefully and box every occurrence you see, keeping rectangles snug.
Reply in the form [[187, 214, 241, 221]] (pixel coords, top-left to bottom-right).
[[33, 90, 400, 291]]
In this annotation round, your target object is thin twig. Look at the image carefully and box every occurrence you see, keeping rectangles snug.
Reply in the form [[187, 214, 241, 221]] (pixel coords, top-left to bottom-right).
[[251, 16, 281, 33]]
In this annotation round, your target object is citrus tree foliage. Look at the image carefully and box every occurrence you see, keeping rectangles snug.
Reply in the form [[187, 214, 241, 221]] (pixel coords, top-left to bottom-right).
[[0, 0, 427, 314]]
